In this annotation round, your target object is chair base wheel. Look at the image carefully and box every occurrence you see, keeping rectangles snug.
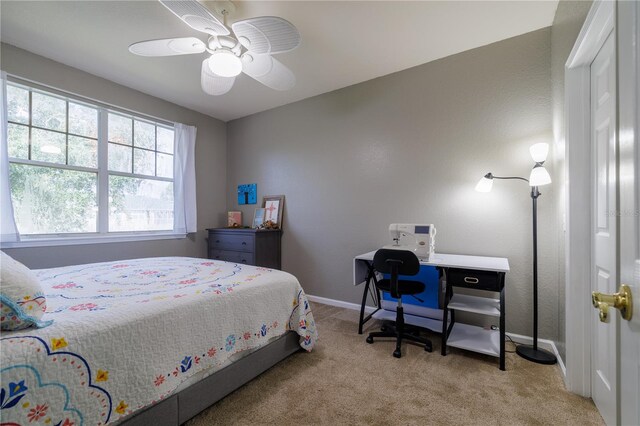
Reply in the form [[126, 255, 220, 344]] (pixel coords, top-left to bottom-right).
[[393, 349, 402, 358], [424, 342, 433, 352], [366, 336, 374, 344]]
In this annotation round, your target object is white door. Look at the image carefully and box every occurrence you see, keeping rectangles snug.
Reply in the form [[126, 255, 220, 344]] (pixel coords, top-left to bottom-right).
[[618, 1, 640, 424], [566, 1, 639, 421], [590, 30, 617, 425]]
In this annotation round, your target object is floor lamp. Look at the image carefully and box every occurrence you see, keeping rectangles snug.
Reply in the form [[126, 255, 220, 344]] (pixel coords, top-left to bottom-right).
[[475, 142, 557, 365]]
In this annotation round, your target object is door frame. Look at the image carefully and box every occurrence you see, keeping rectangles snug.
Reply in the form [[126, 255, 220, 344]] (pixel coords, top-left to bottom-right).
[[564, 0, 615, 396]]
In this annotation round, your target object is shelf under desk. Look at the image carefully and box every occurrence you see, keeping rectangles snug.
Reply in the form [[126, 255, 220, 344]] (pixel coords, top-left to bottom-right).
[[447, 294, 501, 317], [446, 323, 501, 358]]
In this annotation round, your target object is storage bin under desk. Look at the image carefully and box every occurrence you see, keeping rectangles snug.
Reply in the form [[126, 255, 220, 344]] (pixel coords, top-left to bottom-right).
[[381, 265, 442, 310]]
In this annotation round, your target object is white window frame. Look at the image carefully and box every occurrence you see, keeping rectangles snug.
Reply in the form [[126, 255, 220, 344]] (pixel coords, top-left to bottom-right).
[[2, 78, 185, 248]]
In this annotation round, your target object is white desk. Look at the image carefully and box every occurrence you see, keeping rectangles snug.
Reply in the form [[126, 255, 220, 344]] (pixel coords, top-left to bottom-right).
[[353, 250, 510, 370], [354, 251, 509, 286]]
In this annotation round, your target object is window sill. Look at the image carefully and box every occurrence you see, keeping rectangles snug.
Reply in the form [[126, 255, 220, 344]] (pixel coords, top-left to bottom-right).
[[0, 232, 187, 249]]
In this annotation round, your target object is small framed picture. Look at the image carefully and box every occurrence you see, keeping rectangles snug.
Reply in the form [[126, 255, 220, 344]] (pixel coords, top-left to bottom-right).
[[252, 208, 265, 228], [262, 195, 285, 229], [227, 211, 242, 227]]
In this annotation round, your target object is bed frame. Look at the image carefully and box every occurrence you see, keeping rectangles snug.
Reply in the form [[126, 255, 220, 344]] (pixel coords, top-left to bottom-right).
[[122, 332, 301, 425]]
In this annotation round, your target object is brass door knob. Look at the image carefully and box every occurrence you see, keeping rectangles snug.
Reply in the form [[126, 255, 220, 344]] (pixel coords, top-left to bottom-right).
[[592, 284, 633, 322]]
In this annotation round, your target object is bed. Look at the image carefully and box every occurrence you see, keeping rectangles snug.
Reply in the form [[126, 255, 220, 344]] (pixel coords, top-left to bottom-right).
[[0, 256, 317, 425]]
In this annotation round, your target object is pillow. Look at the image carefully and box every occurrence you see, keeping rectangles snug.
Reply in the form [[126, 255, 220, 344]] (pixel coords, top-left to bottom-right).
[[0, 251, 52, 330]]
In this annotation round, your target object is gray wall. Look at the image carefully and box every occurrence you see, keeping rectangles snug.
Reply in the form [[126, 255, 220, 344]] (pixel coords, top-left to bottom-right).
[[1, 43, 228, 268], [550, 1, 593, 361], [227, 29, 558, 338]]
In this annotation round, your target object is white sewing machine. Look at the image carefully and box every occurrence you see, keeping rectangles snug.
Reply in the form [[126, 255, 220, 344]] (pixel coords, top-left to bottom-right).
[[384, 223, 436, 261]]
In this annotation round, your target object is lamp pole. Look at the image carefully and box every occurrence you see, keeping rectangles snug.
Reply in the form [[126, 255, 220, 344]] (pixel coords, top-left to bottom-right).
[[532, 186, 539, 351], [516, 185, 557, 364]]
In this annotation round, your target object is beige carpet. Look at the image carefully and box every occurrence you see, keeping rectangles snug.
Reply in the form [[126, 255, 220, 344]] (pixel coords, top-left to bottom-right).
[[187, 302, 603, 425]]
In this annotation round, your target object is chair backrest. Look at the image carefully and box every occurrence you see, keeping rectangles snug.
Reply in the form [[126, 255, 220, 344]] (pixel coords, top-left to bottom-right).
[[373, 249, 420, 276]]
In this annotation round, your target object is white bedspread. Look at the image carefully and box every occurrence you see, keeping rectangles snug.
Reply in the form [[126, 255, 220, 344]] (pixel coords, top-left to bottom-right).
[[0, 257, 317, 425]]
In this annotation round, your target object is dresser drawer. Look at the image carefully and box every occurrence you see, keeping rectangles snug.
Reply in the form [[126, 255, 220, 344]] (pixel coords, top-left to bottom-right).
[[206, 228, 281, 269], [209, 249, 255, 265], [208, 233, 254, 252], [446, 268, 502, 292]]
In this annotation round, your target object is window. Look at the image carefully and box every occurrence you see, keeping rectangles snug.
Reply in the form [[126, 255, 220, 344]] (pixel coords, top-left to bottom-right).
[[6, 81, 176, 239]]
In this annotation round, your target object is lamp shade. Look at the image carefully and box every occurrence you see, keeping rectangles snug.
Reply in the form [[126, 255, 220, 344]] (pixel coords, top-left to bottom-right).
[[475, 176, 494, 192], [529, 165, 551, 186], [529, 143, 549, 163]]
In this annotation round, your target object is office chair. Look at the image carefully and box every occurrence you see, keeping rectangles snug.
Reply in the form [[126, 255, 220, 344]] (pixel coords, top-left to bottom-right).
[[366, 249, 433, 358]]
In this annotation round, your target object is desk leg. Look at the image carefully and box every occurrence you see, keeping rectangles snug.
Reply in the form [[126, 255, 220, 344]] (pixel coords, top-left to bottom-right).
[[358, 261, 380, 335], [358, 275, 371, 335], [499, 277, 506, 371], [372, 273, 381, 308], [441, 269, 449, 356]]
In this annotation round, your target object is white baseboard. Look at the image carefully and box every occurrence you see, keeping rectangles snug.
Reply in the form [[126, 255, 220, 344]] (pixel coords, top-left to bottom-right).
[[306, 294, 376, 314], [307, 294, 567, 375], [505, 332, 566, 376]]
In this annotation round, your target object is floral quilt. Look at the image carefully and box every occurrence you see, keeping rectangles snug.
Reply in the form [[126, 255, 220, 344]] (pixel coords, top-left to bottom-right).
[[0, 257, 317, 425]]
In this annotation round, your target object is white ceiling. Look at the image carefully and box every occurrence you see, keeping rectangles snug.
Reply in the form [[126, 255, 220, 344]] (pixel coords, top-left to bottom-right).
[[0, 1, 558, 122]]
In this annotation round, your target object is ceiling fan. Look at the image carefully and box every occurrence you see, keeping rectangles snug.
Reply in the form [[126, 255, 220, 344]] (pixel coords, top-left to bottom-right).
[[129, 0, 301, 96]]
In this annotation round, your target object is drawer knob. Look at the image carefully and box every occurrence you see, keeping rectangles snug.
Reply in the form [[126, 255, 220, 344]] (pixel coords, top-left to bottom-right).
[[464, 277, 479, 284], [215, 240, 220, 243], [242, 242, 247, 245]]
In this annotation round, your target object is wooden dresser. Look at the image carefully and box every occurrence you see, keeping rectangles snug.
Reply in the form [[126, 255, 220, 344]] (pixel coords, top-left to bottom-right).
[[206, 228, 282, 269]]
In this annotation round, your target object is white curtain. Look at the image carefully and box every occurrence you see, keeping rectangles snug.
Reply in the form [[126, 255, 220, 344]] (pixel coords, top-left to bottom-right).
[[173, 123, 197, 234], [0, 71, 19, 243]]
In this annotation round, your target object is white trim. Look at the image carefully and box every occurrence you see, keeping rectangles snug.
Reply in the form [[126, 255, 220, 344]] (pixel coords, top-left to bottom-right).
[[566, 1, 615, 68], [306, 294, 376, 314], [507, 332, 566, 377], [564, 0, 615, 397], [308, 294, 566, 375], [554, 341, 567, 377], [0, 232, 186, 248], [97, 108, 109, 232], [9, 157, 98, 174]]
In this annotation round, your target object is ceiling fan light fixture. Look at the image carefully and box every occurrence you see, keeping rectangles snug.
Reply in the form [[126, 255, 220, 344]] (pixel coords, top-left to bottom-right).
[[208, 51, 242, 77]]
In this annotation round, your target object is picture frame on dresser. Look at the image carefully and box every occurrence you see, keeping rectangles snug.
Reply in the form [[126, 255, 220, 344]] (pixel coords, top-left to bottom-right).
[[262, 195, 284, 229], [252, 208, 265, 228], [227, 211, 242, 227]]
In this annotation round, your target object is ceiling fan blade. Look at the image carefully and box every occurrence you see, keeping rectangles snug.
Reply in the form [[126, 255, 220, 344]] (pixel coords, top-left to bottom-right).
[[241, 54, 295, 91], [201, 59, 235, 95], [232, 16, 300, 55], [159, 0, 230, 36], [129, 37, 206, 56]]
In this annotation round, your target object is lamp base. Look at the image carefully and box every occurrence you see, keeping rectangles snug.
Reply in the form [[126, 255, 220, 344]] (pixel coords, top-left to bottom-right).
[[516, 345, 557, 365]]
